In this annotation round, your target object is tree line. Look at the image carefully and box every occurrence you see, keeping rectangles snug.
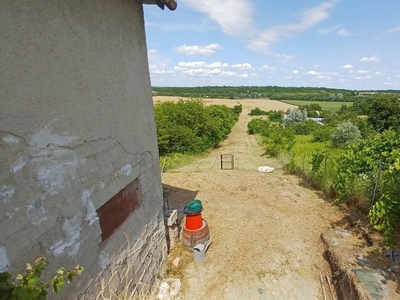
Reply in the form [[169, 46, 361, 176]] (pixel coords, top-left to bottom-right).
[[152, 86, 400, 102], [154, 98, 242, 156]]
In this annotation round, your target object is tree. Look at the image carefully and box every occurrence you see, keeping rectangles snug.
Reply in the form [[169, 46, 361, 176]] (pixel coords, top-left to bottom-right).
[[368, 94, 400, 132]]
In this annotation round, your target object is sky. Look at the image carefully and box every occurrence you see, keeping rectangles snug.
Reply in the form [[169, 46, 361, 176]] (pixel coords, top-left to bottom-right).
[[143, 0, 400, 90]]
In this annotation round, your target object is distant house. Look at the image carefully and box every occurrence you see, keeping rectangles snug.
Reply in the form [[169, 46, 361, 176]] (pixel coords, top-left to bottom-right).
[[0, 0, 176, 298], [307, 118, 324, 125]]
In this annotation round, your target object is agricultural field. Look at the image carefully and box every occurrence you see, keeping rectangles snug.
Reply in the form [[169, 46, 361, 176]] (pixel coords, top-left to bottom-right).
[[280, 100, 352, 112], [153, 96, 297, 113]]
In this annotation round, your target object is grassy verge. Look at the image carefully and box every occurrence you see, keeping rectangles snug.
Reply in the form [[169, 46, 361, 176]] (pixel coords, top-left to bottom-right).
[[160, 153, 198, 172]]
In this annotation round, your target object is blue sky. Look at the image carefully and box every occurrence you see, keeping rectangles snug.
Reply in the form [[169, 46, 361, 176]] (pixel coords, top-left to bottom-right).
[[143, 0, 400, 90]]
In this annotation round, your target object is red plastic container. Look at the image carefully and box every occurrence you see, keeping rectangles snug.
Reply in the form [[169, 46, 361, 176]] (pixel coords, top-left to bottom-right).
[[185, 213, 203, 230]]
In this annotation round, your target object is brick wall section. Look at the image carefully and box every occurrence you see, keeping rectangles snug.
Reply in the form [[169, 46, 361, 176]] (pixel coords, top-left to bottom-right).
[[0, 0, 167, 298]]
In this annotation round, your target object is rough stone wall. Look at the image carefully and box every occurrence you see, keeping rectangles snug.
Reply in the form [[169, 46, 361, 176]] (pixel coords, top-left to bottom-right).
[[0, 0, 167, 298]]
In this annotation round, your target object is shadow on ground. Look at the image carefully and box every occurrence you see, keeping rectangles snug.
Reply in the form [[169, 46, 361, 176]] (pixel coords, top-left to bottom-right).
[[162, 183, 199, 220]]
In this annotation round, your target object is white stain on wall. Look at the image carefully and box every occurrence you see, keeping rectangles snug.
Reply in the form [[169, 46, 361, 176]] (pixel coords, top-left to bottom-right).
[[33, 149, 82, 196], [98, 251, 111, 269], [118, 164, 132, 176], [2, 135, 19, 144], [0, 246, 10, 272], [49, 213, 82, 257], [10, 157, 28, 173], [7, 207, 21, 218], [82, 190, 99, 226], [27, 197, 48, 225], [0, 185, 15, 204], [30, 121, 78, 149]]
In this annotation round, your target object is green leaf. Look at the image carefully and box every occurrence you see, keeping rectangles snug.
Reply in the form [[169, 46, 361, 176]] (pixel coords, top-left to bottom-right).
[[26, 263, 32, 271], [27, 277, 39, 287], [56, 268, 65, 275], [15, 274, 23, 281], [53, 277, 65, 293]]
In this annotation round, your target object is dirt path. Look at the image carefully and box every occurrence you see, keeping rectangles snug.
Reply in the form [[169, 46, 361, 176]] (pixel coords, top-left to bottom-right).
[[162, 115, 345, 299]]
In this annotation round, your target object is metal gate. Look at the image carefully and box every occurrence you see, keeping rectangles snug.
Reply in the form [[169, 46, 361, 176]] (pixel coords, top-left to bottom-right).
[[220, 154, 234, 170]]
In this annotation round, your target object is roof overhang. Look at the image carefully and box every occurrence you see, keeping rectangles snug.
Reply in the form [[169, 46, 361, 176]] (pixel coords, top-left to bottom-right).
[[140, 0, 177, 11]]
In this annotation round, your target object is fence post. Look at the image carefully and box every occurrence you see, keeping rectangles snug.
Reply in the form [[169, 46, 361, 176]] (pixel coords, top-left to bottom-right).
[[323, 156, 327, 186], [161, 156, 167, 173], [372, 155, 383, 204]]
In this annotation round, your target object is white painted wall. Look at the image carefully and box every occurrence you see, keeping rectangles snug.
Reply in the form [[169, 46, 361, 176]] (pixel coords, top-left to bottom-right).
[[0, 0, 166, 298]]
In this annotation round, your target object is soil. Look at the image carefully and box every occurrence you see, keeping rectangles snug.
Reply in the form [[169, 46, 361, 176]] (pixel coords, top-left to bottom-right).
[[161, 114, 346, 299]]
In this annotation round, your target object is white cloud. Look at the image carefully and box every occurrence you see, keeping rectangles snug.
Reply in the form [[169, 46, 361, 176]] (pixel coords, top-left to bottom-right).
[[375, 72, 384, 76], [232, 63, 252, 70], [275, 53, 294, 63], [318, 25, 341, 35], [387, 26, 400, 33], [149, 64, 172, 74], [177, 61, 208, 68], [208, 62, 229, 68], [293, 70, 299, 74], [306, 70, 322, 75], [337, 28, 353, 37], [249, 0, 338, 52], [357, 70, 370, 74], [182, 0, 255, 37], [359, 55, 381, 62], [319, 25, 353, 37], [148, 49, 158, 54], [260, 65, 277, 71], [173, 61, 252, 78], [238, 74, 249, 78], [342, 64, 354, 69], [175, 44, 221, 56], [355, 76, 371, 80]]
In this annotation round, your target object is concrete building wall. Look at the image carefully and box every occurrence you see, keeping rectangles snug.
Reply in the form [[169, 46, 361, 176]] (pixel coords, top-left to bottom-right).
[[0, 0, 167, 298]]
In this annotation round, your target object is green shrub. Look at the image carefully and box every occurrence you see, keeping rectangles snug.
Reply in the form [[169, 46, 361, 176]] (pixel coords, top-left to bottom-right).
[[268, 110, 284, 122], [283, 108, 307, 126], [247, 118, 270, 135], [264, 125, 296, 157], [154, 98, 238, 155], [0, 257, 83, 300], [333, 130, 400, 245], [331, 120, 362, 148], [249, 107, 268, 116], [292, 120, 319, 135], [233, 104, 243, 115], [312, 126, 333, 142]]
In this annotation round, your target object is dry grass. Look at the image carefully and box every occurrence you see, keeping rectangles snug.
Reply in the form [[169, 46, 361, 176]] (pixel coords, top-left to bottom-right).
[[97, 232, 160, 300], [153, 96, 297, 113], [160, 240, 192, 281]]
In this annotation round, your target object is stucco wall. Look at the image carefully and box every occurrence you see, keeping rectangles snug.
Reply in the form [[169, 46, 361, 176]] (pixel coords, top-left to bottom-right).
[[0, 0, 166, 298]]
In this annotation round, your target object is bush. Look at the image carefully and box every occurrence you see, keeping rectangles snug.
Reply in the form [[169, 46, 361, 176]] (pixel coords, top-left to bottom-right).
[[332, 130, 400, 246], [268, 110, 284, 122], [249, 107, 268, 116], [331, 120, 362, 148], [264, 125, 296, 157], [247, 118, 270, 135], [312, 126, 333, 142], [292, 120, 319, 135], [233, 104, 243, 115], [154, 98, 239, 155], [283, 108, 307, 126]]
